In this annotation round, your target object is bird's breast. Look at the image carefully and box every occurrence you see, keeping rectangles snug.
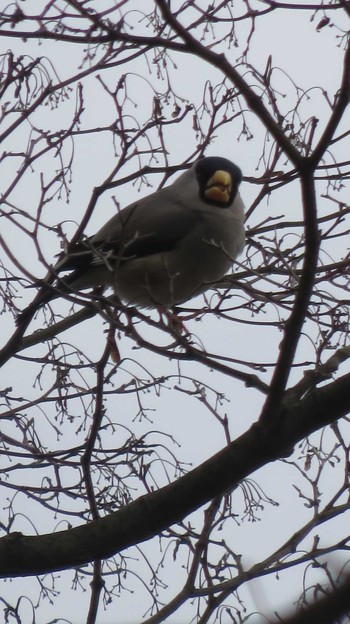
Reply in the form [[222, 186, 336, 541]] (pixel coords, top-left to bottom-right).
[[112, 217, 242, 308]]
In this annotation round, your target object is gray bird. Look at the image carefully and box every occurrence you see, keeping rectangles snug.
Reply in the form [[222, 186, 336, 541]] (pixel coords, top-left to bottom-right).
[[19, 156, 245, 320]]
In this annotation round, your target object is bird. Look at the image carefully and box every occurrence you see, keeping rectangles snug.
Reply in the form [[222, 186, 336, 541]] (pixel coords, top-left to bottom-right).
[[18, 156, 245, 322]]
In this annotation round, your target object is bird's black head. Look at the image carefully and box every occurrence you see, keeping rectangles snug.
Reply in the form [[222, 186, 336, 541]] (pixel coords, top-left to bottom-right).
[[194, 156, 242, 207]]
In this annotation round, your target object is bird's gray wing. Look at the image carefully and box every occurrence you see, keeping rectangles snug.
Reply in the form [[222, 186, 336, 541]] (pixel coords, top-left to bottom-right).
[[57, 196, 203, 274]]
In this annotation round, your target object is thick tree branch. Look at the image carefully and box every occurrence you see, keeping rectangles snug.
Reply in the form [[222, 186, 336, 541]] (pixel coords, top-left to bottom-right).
[[1, 370, 350, 578], [270, 574, 350, 624]]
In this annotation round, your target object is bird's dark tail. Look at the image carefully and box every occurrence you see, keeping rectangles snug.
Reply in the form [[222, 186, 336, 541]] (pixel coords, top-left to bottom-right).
[[16, 271, 99, 326]]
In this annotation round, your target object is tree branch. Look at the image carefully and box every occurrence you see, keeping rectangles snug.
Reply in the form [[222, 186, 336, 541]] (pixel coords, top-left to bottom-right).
[[270, 573, 350, 624], [310, 35, 350, 164], [155, 0, 302, 166], [1, 369, 350, 578]]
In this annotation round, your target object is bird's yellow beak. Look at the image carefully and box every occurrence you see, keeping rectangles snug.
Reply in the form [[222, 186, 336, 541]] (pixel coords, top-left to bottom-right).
[[204, 170, 232, 203]]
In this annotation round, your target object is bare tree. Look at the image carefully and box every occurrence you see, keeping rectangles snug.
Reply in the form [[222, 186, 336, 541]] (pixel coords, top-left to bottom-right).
[[1, 1, 350, 623]]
